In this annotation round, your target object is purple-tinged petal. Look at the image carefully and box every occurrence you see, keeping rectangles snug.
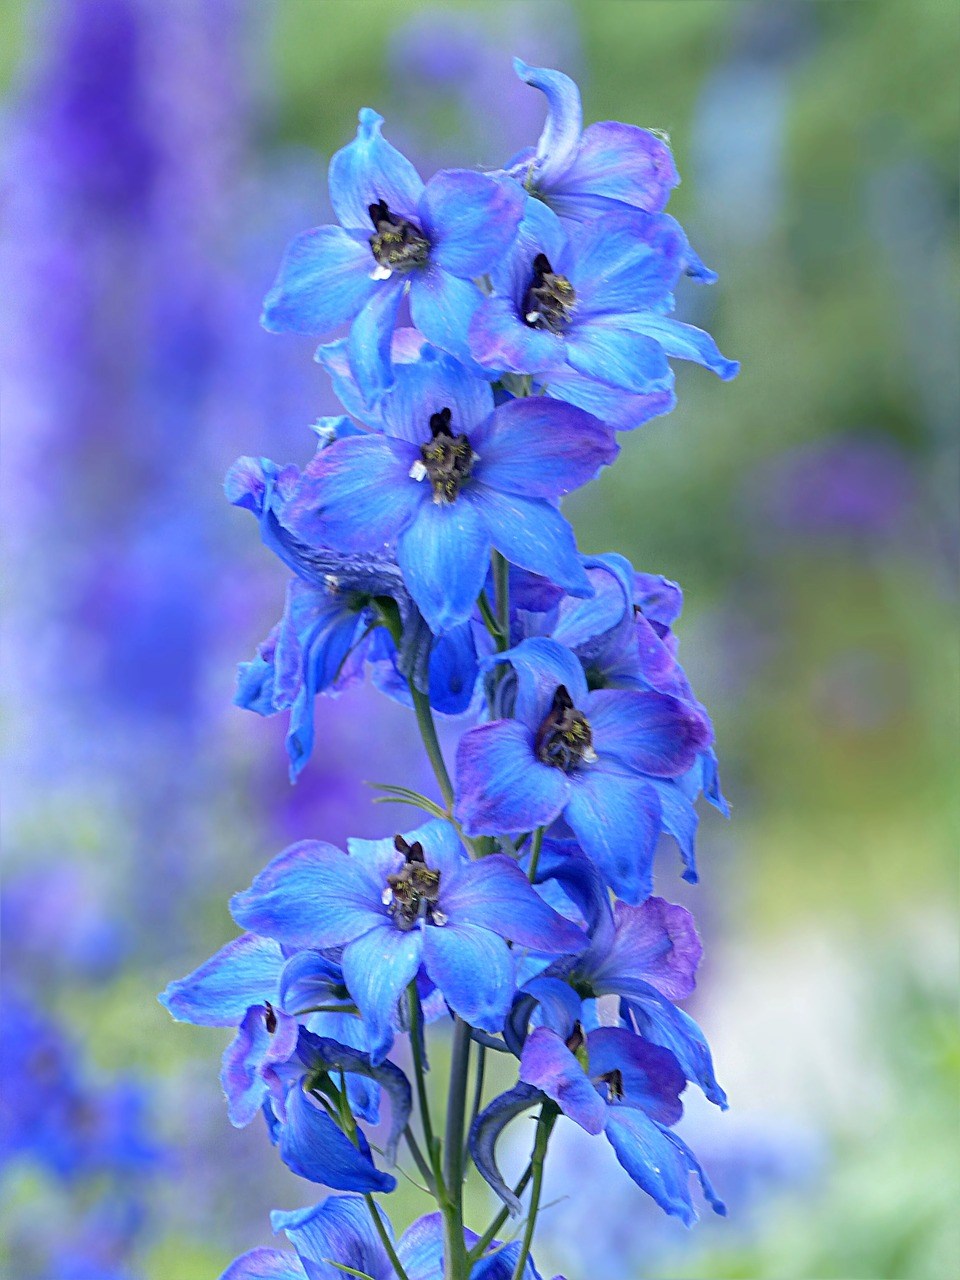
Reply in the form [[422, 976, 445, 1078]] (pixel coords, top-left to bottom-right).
[[272, 1196, 391, 1280], [422, 922, 514, 1033], [472, 397, 618, 498], [221, 1005, 299, 1128], [347, 277, 408, 406], [397, 497, 490, 634], [548, 120, 679, 219], [519, 1027, 606, 1134], [469, 295, 569, 376], [591, 898, 702, 1003], [261, 226, 377, 335], [284, 434, 420, 555], [621, 986, 728, 1109], [586, 688, 710, 777], [603, 1107, 699, 1225], [329, 108, 424, 231], [159, 934, 285, 1027], [470, 486, 590, 596], [565, 321, 671, 394], [421, 170, 525, 277], [586, 1027, 685, 1125], [231, 842, 386, 951], [620, 312, 740, 380], [544, 370, 676, 433], [278, 1086, 395, 1193], [513, 59, 583, 187], [564, 771, 660, 904], [379, 345, 494, 445], [566, 213, 683, 316], [440, 856, 586, 954], [455, 720, 569, 837], [219, 1249, 307, 1280], [341, 926, 423, 1064], [490, 636, 589, 731], [469, 1082, 543, 1215]]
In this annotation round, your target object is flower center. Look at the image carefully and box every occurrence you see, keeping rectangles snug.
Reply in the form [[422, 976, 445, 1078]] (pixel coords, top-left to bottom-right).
[[368, 199, 430, 278], [596, 1068, 624, 1104], [409, 407, 475, 504], [263, 1001, 278, 1034], [534, 684, 597, 771], [382, 834, 446, 931], [523, 252, 576, 333]]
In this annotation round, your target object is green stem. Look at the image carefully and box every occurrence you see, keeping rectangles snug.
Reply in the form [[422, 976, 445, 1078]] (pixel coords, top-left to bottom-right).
[[509, 1107, 555, 1280], [407, 984, 444, 1196], [466, 1164, 536, 1265], [526, 826, 545, 883], [411, 683, 455, 809], [442, 1017, 473, 1279], [493, 550, 510, 637], [403, 1124, 436, 1195], [464, 1042, 487, 1166], [364, 1194, 411, 1280], [477, 589, 507, 649]]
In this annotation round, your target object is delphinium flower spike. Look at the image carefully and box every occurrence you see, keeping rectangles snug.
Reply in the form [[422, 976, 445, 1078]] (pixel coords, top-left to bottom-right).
[[161, 58, 738, 1280]]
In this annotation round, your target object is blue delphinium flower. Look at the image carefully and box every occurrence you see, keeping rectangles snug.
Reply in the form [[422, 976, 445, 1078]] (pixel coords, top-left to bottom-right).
[[222, 1194, 543, 1279], [231, 818, 586, 1063], [283, 345, 618, 633], [455, 638, 711, 902], [261, 108, 525, 402], [467, 197, 738, 430]]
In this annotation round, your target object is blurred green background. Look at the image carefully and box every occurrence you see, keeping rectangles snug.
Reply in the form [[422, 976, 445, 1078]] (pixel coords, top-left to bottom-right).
[[2, 2, 957, 1278]]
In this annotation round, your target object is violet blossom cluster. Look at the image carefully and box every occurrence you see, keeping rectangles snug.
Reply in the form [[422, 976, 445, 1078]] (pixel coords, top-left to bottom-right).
[[162, 59, 738, 1280]]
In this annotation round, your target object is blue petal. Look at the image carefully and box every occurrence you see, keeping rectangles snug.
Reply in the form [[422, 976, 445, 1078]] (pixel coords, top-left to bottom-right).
[[279, 951, 351, 1016], [469, 1082, 543, 1215], [306, 1011, 381, 1124], [397, 497, 490, 634], [421, 170, 525, 278], [428, 623, 479, 715], [603, 1106, 700, 1225], [454, 721, 569, 838], [379, 345, 493, 446], [564, 771, 661, 904], [469, 487, 590, 596], [564, 320, 671, 394], [621, 984, 728, 1109], [315, 330, 427, 426], [440, 855, 586, 954], [272, 1196, 391, 1280], [649, 777, 701, 883], [550, 559, 631, 658], [422, 922, 515, 1033], [566, 213, 683, 316], [347, 278, 407, 406], [395, 1211, 445, 1279], [159, 934, 285, 1027], [658, 1127, 727, 1216], [519, 1027, 606, 1134], [584, 688, 710, 777], [513, 59, 583, 188], [341, 925, 423, 1065], [262, 226, 376, 335], [231, 842, 386, 951], [543, 371, 676, 433], [284, 434, 420, 555], [219, 1249, 307, 1280], [328, 108, 425, 232], [471, 397, 618, 498], [278, 1086, 395, 1193], [490, 636, 589, 730], [620, 312, 740, 380], [547, 120, 679, 219], [296, 1031, 411, 1164], [409, 266, 487, 370]]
